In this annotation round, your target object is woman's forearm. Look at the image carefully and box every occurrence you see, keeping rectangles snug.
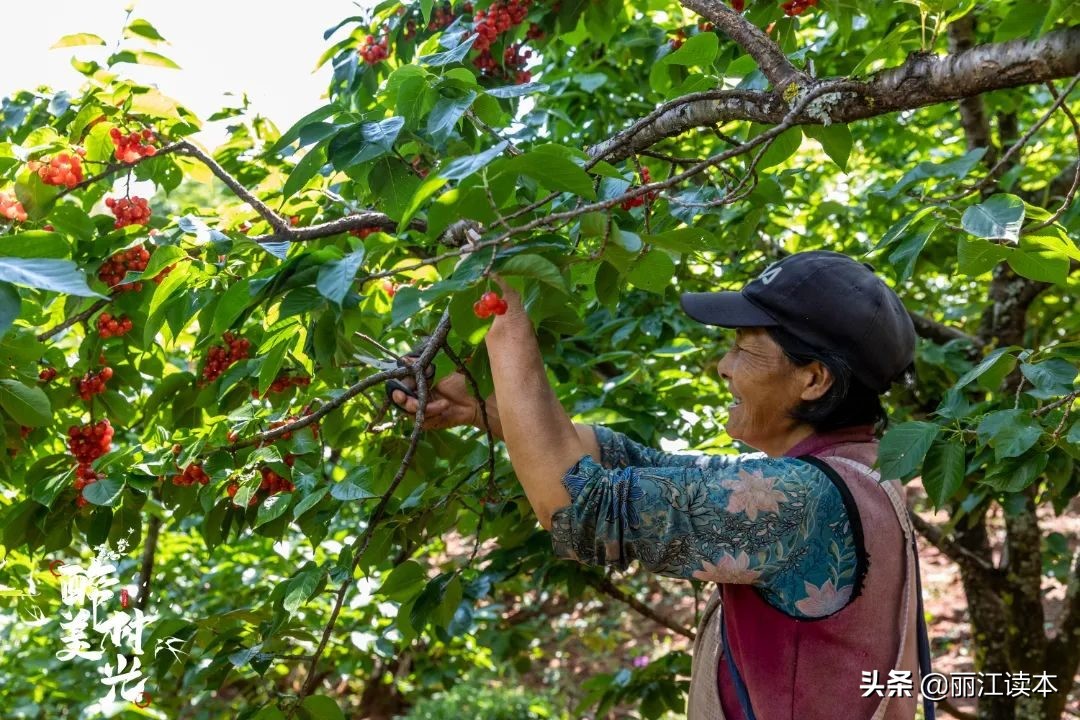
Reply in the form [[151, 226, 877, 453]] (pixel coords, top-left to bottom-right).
[[478, 396, 601, 462], [484, 309, 596, 529]]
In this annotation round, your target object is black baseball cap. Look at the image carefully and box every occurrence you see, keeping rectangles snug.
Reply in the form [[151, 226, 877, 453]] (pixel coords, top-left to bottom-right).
[[680, 250, 916, 392]]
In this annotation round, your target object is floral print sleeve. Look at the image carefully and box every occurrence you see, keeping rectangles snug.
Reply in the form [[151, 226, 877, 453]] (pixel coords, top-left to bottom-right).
[[591, 425, 756, 470], [550, 434, 862, 619]]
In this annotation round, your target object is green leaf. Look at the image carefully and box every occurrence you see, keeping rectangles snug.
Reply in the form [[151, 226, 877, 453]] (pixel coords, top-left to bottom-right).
[[299, 696, 345, 720], [283, 567, 321, 614], [1020, 359, 1077, 400], [329, 117, 405, 168], [961, 194, 1025, 243], [804, 124, 852, 171], [1004, 245, 1069, 285], [51, 33, 106, 48], [878, 421, 941, 480], [399, 174, 448, 232], [628, 250, 676, 294], [921, 439, 966, 508], [0, 283, 21, 338], [293, 486, 329, 519], [47, 205, 97, 243], [439, 141, 508, 181], [270, 105, 337, 155], [107, 50, 181, 69], [379, 560, 425, 601], [143, 245, 186, 279], [888, 225, 936, 283], [419, 34, 477, 66], [427, 91, 476, 145], [511, 145, 596, 199], [316, 249, 366, 306], [329, 480, 378, 501], [665, 32, 718, 66], [0, 257, 105, 298], [645, 227, 717, 253], [147, 258, 189, 317], [957, 237, 1008, 276], [875, 206, 936, 252], [977, 410, 1042, 461], [124, 18, 166, 42], [751, 126, 803, 171], [497, 254, 567, 291], [282, 141, 328, 200], [0, 231, 68, 259], [83, 477, 124, 507], [0, 379, 51, 425], [255, 493, 293, 528], [211, 279, 253, 336]]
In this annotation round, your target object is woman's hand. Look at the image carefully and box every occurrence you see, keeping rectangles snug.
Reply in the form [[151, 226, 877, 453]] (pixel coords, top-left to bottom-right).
[[390, 371, 501, 436]]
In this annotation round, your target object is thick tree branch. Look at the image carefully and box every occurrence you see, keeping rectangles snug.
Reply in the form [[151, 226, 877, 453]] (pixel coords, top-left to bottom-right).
[[135, 513, 162, 611], [679, 0, 805, 91], [909, 510, 1004, 587], [590, 27, 1080, 162], [907, 311, 985, 349]]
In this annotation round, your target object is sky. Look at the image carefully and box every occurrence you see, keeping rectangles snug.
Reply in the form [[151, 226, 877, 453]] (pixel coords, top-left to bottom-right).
[[0, 1, 376, 148]]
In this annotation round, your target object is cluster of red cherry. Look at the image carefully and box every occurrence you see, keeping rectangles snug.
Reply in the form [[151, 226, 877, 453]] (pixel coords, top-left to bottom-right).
[[620, 167, 659, 210], [35, 150, 85, 189], [98, 245, 151, 292], [110, 127, 158, 164], [526, 22, 544, 40], [67, 419, 114, 466], [105, 196, 152, 229], [38, 367, 58, 383], [473, 291, 508, 319], [97, 313, 133, 339], [252, 372, 311, 399], [348, 226, 379, 239], [75, 366, 113, 402], [473, 0, 531, 51], [173, 462, 210, 487], [258, 415, 320, 446], [73, 463, 105, 507], [359, 34, 390, 64], [0, 192, 27, 223], [201, 332, 252, 382], [226, 465, 295, 506], [781, 0, 818, 15]]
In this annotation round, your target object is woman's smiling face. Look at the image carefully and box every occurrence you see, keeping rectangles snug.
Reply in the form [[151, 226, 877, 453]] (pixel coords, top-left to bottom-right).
[[715, 327, 828, 456]]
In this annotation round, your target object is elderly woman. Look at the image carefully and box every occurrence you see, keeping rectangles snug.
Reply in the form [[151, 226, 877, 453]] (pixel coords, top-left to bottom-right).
[[392, 250, 934, 720]]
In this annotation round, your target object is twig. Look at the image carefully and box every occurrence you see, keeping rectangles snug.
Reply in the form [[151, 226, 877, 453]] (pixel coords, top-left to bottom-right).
[[1033, 390, 1079, 418], [173, 141, 290, 233], [36, 298, 110, 342], [294, 309, 452, 704], [679, 0, 806, 91], [466, 109, 523, 157], [1023, 80, 1080, 234], [941, 72, 1080, 202], [442, 344, 499, 501], [135, 513, 162, 611], [584, 573, 695, 640]]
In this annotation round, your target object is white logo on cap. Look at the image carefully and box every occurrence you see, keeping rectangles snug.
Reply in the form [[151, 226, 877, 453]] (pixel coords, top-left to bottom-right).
[[758, 264, 782, 284]]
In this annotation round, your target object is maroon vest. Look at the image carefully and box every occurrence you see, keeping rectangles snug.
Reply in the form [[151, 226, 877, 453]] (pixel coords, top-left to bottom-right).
[[691, 426, 920, 720]]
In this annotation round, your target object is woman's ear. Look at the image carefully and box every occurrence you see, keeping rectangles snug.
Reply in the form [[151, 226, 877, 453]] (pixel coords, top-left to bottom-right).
[[798, 361, 833, 402]]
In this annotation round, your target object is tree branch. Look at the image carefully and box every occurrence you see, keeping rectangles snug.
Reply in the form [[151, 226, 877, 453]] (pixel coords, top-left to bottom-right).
[[589, 27, 1080, 162], [908, 310, 985, 349], [1045, 547, 1080, 719], [294, 309, 452, 704], [584, 573, 696, 640], [135, 513, 162, 611], [679, 0, 805, 91]]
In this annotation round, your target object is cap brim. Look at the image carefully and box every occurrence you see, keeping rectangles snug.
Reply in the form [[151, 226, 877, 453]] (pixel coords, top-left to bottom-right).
[[680, 291, 779, 328]]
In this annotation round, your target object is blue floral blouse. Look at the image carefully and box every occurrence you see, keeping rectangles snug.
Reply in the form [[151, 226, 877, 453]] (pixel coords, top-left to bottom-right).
[[549, 426, 862, 619]]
